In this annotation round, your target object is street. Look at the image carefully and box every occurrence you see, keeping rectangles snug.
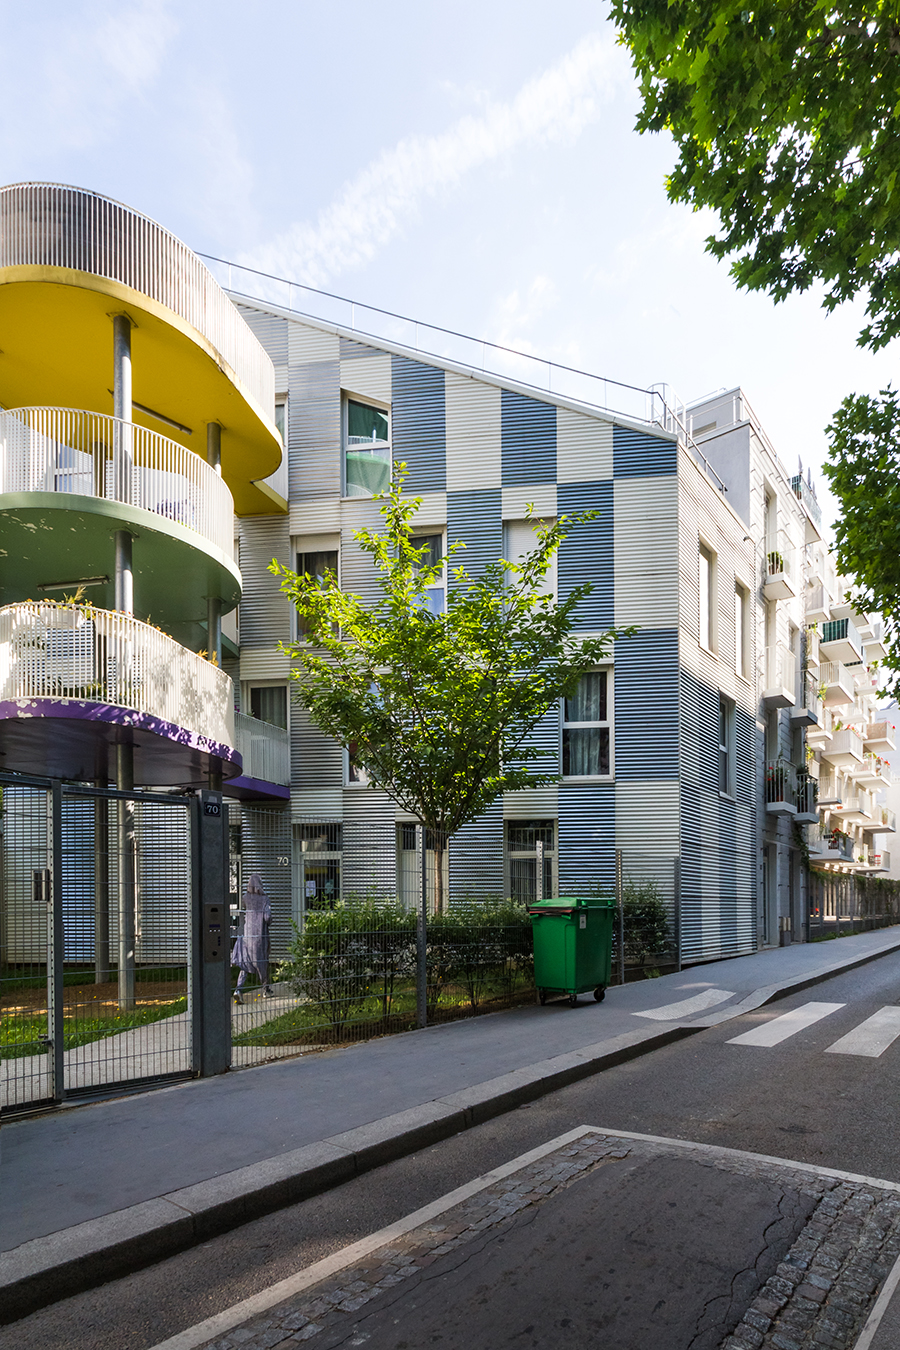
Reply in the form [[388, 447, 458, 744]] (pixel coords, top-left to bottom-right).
[[6, 951, 900, 1350]]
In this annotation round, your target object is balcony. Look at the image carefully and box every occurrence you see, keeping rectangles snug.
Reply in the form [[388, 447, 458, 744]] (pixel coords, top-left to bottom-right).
[[853, 753, 890, 787], [819, 661, 855, 707], [831, 787, 874, 825], [808, 826, 855, 863], [796, 772, 819, 822], [790, 667, 819, 727], [854, 665, 880, 697], [0, 600, 238, 784], [817, 770, 843, 806], [763, 644, 796, 708], [790, 473, 823, 542], [863, 621, 888, 662], [864, 805, 897, 836], [765, 760, 797, 815], [865, 721, 897, 753], [227, 712, 291, 801], [819, 617, 864, 665], [804, 625, 821, 667], [804, 586, 831, 625], [821, 727, 865, 769], [0, 408, 234, 557], [763, 535, 797, 601]]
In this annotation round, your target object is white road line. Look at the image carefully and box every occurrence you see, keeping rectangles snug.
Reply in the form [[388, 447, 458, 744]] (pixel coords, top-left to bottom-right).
[[825, 1006, 900, 1058], [727, 1001, 845, 1047], [634, 988, 736, 1021]]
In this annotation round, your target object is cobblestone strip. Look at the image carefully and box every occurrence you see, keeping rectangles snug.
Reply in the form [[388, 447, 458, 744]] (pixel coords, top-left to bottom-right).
[[722, 1183, 900, 1350], [197, 1133, 633, 1350]]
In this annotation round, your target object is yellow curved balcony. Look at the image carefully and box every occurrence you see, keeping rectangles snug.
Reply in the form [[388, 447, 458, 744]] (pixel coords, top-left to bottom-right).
[[0, 182, 284, 516], [0, 601, 239, 785], [0, 408, 240, 623]]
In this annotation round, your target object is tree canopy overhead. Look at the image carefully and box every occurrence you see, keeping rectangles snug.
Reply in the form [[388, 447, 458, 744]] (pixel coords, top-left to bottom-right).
[[610, 2, 900, 350], [272, 469, 632, 911]]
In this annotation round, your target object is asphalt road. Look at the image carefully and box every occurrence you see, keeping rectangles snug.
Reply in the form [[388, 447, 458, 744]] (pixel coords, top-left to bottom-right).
[[6, 950, 900, 1350]]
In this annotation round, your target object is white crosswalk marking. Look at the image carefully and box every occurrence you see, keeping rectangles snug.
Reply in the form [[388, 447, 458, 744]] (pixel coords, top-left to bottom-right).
[[727, 1001, 845, 1047], [825, 1006, 900, 1058], [634, 988, 736, 1021]]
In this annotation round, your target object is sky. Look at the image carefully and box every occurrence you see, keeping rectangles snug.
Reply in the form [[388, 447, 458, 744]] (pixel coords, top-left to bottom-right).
[[3, 0, 897, 540]]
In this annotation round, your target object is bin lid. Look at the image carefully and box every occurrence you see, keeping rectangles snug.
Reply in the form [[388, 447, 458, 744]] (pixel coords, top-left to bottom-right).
[[527, 896, 615, 915]]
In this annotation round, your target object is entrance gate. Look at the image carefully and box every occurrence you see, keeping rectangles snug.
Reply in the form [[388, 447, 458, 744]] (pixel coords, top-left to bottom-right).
[[0, 773, 229, 1114]]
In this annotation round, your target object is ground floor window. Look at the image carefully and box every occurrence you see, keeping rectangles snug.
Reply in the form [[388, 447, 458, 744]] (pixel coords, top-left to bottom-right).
[[397, 823, 448, 911], [294, 823, 342, 915], [506, 819, 556, 904]]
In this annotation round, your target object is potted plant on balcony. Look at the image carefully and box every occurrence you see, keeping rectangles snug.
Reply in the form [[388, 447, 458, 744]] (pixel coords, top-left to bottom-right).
[[767, 548, 785, 575]]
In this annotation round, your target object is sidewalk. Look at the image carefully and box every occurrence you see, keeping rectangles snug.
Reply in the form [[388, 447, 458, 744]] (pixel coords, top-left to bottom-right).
[[4, 927, 900, 1325]]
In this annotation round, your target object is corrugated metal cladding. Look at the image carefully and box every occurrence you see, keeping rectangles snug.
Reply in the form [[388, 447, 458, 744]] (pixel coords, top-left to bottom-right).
[[614, 630, 679, 781], [613, 475, 679, 629], [236, 303, 289, 368], [291, 703, 344, 791], [678, 668, 756, 961], [557, 481, 613, 629], [341, 499, 385, 608], [1, 785, 50, 962], [238, 806, 292, 959], [445, 375, 501, 491], [340, 335, 381, 359], [237, 516, 292, 647], [557, 409, 613, 483], [501, 390, 556, 486], [391, 356, 446, 493], [449, 800, 505, 898], [288, 359, 341, 499], [342, 789, 397, 898], [558, 781, 615, 895], [614, 782, 680, 921], [613, 426, 677, 479], [446, 489, 502, 585]]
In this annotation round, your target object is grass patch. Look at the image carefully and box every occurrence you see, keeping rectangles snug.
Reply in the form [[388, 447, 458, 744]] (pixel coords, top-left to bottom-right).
[[0, 997, 188, 1060]]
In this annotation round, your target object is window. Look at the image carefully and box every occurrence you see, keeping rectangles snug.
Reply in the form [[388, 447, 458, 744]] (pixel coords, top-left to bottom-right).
[[719, 694, 734, 796], [699, 542, 714, 650], [410, 533, 445, 614], [346, 741, 370, 787], [735, 582, 749, 679], [296, 823, 341, 913], [344, 397, 391, 497], [249, 685, 287, 729], [507, 820, 556, 904], [562, 671, 612, 777], [296, 549, 338, 638], [275, 397, 287, 443]]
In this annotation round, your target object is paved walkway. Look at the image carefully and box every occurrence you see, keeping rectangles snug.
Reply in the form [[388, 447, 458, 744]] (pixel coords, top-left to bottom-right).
[[4, 927, 900, 1332]]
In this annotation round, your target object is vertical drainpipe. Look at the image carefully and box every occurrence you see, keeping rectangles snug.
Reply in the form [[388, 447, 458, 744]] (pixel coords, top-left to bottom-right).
[[113, 313, 136, 1011], [206, 423, 224, 791]]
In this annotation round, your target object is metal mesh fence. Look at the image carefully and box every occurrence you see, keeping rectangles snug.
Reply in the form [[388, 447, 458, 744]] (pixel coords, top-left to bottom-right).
[[808, 869, 900, 941]]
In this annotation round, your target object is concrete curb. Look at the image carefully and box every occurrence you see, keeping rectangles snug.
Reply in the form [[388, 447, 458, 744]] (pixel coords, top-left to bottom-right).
[[5, 933, 900, 1323]]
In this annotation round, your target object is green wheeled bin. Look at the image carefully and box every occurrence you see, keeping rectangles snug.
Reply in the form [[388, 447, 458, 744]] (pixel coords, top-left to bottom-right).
[[527, 897, 615, 1006]]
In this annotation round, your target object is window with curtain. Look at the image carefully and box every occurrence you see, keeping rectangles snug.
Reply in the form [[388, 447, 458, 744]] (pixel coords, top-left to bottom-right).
[[249, 685, 287, 729], [296, 549, 338, 637], [345, 398, 391, 497], [562, 671, 611, 776], [410, 533, 445, 614]]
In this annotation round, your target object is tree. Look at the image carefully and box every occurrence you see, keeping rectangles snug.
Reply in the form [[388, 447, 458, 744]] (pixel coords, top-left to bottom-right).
[[270, 469, 633, 913], [823, 387, 900, 693], [609, 3, 900, 351]]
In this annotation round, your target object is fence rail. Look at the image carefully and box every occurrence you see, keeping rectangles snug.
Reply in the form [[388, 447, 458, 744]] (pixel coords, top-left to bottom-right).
[[0, 182, 275, 414], [0, 407, 234, 557], [0, 601, 235, 748]]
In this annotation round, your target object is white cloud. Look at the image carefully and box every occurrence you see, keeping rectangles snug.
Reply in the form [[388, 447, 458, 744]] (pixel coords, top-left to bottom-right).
[[241, 30, 627, 287]]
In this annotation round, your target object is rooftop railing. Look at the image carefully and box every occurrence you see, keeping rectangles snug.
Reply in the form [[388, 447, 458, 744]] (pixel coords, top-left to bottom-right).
[[0, 601, 235, 748], [198, 254, 729, 494], [0, 183, 275, 415], [0, 407, 234, 557]]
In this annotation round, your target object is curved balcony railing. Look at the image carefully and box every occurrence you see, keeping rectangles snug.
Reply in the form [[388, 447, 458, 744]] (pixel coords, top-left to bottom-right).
[[0, 602, 235, 749], [0, 182, 274, 415], [0, 408, 234, 557]]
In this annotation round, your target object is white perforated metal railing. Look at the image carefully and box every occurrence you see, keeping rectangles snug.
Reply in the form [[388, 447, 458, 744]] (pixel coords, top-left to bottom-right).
[[0, 602, 235, 748], [0, 408, 234, 557], [233, 713, 290, 785], [0, 182, 275, 415]]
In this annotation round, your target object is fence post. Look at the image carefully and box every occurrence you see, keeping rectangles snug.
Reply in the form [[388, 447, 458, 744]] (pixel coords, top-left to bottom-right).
[[49, 780, 65, 1103], [191, 790, 231, 1076], [416, 824, 428, 1029], [616, 849, 625, 987], [673, 856, 682, 971]]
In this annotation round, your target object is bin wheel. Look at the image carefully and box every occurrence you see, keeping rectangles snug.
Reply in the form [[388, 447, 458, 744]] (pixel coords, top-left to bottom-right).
[[594, 986, 606, 1003], [569, 994, 578, 1007], [538, 989, 547, 1005]]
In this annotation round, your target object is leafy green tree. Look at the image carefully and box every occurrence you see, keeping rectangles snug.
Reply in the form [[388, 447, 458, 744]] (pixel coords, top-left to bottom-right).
[[271, 469, 632, 912], [610, 2, 900, 351]]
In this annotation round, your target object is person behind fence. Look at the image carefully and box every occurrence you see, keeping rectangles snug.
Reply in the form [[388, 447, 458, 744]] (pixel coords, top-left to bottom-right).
[[232, 874, 274, 1003]]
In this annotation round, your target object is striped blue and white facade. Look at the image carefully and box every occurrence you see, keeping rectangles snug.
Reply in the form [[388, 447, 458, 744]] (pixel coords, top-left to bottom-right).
[[228, 303, 826, 965]]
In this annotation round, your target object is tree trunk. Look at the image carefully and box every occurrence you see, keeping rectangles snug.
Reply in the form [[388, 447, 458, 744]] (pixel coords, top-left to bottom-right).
[[434, 834, 446, 916]]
